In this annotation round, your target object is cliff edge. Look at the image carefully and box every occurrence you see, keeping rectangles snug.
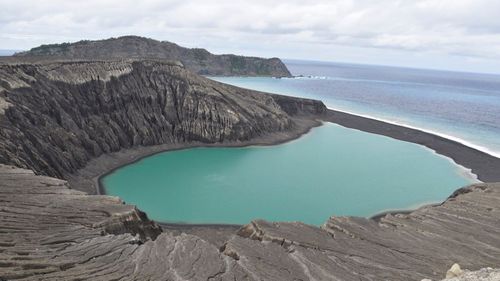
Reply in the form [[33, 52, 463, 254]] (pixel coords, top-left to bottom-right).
[[0, 59, 322, 180]]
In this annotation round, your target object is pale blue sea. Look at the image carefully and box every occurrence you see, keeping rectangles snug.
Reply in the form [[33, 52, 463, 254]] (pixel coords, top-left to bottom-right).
[[211, 60, 500, 158]]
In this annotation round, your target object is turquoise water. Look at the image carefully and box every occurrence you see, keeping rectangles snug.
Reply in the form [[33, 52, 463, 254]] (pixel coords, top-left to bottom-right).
[[103, 123, 474, 225]]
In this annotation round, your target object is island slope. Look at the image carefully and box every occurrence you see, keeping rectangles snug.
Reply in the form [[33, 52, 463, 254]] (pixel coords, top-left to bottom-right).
[[13, 36, 292, 77]]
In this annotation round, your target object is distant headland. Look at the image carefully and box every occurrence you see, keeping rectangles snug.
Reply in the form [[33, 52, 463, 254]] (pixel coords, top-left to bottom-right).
[[13, 35, 292, 77]]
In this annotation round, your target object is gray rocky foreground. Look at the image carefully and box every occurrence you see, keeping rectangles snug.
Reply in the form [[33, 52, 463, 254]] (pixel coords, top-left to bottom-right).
[[441, 267, 500, 281], [422, 265, 500, 281], [1, 163, 499, 280]]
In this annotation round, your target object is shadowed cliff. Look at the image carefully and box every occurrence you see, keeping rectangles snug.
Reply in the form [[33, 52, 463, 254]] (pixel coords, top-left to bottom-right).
[[0, 59, 323, 179], [13, 36, 292, 77]]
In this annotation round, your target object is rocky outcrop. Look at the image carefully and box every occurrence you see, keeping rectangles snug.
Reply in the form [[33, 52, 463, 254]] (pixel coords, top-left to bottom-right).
[[440, 267, 500, 281], [221, 183, 500, 280], [0, 59, 324, 179], [0, 164, 248, 280], [14, 36, 292, 77], [1, 164, 499, 280]]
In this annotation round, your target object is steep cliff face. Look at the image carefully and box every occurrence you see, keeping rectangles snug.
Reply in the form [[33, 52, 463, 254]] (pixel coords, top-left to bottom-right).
[[14, 36, 292, 77], [0, 59, 324, 178]]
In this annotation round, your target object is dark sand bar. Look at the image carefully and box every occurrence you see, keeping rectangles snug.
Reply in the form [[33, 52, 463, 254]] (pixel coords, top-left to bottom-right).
[[322, 109, 500, 182]]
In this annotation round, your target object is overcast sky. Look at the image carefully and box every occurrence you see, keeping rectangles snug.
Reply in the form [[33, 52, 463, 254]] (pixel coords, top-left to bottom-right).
[[1, 0, 500, 74]]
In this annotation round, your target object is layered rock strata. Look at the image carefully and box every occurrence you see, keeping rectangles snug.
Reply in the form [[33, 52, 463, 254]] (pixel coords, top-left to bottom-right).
[[440, 267, 500, 281], [223, 183, 500, 280], [0, 164, 248, 280], [1, 164, 499, 280], [0, 59, 323, 179]]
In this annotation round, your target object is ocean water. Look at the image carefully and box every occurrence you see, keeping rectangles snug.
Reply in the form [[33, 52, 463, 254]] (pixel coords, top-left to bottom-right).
[[211, 60, 500, 158], [103, 123, 474, 225]]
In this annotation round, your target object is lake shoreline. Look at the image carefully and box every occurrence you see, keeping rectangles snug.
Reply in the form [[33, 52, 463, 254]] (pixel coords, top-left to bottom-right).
[[322, 109, 500, 182], [69, 107, 500, 233], [67, 117, 323, 195]]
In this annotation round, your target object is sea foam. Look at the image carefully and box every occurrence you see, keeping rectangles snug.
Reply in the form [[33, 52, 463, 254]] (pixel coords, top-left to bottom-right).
[[327, 106, 500, 159]]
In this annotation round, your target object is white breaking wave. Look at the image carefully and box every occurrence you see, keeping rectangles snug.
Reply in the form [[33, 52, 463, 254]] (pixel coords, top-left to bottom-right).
[[292, 75, 330, 80], [326, 106, 500, 159], [210, 76, 500, 159]]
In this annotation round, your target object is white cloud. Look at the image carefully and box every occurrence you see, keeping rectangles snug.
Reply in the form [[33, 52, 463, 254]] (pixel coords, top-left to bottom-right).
[[1, 0, 499, 73]]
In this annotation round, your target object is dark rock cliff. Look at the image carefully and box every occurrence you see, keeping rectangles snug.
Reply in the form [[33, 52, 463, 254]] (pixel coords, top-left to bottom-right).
[[0, 60, 323, 179], [14, 36, 292, 77]]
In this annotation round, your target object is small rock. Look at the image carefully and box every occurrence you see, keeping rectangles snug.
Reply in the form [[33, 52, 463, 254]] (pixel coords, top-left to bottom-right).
[[446, 263, 463, 278]]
